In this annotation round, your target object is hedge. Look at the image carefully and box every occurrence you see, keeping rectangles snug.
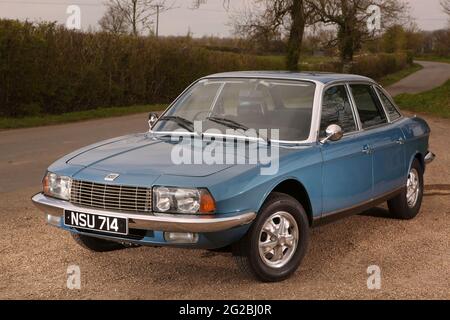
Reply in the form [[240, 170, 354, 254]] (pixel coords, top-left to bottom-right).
[[0, 20, 284, 117], [0, 19, 412, 118], [302, 52, 412, 80]]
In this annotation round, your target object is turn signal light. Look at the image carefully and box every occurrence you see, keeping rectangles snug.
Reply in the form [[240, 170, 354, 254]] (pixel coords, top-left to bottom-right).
[[199, 191, 216, 214]]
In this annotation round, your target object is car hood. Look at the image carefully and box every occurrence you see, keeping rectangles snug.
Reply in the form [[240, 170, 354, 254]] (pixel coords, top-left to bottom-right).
[[67, 133, 236, 177]]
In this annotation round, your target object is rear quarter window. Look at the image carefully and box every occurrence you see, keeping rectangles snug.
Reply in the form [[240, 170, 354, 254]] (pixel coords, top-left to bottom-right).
[[376, 87, 402, 121]]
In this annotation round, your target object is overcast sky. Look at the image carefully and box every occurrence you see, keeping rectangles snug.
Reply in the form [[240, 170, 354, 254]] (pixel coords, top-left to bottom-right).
[[0, 0, 448, 36]]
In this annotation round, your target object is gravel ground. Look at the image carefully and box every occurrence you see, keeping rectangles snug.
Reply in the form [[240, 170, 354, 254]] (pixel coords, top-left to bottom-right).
[[0, 112, 449, 300]]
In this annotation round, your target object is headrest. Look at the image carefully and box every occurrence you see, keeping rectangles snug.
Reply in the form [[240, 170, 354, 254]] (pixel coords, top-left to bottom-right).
[[238, 90, 265, 116]]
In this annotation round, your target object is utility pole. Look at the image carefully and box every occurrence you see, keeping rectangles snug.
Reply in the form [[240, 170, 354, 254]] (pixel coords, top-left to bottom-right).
[[155, 4, 162, 38]]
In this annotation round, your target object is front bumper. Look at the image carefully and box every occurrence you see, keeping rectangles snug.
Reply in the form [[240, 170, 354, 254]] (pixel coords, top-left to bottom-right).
[[425, 151, 436, 165], [31, 193, 256, 233]]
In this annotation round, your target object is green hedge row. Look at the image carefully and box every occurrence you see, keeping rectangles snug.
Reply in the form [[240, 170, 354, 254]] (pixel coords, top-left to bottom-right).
[[303, 52, 412, 80], [0, 20, 284, 117], [0, 19, 412, 118]]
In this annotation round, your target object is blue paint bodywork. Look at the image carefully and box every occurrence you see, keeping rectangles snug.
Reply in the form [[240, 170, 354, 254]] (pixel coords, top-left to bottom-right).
[[45, 73, 431, 250]]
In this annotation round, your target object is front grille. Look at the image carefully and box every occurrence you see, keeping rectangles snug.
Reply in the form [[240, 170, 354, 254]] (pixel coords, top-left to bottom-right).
[[70, 180, 152, 212]]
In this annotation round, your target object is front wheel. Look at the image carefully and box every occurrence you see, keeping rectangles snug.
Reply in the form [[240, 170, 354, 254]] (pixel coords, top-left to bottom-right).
[[232, 193, 309, 282], [388, 159, 424, 220]]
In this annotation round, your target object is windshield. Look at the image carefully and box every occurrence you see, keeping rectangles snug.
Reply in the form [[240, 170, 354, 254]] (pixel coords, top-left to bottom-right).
[[153, 78, 316, 141]]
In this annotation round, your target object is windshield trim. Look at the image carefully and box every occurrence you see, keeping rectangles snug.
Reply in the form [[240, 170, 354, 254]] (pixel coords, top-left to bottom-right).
[[150, 130, 313, 145], [150, 77, 323, 144]]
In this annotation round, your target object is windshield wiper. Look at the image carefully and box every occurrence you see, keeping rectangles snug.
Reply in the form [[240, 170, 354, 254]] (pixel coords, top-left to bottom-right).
[[206, 116, 269, 144], [207, 117, 249, 131], [160, 116, 194, 132]]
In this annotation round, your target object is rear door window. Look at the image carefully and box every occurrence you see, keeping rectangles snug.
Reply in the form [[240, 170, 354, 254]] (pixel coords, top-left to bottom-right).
[[350, 84, 388, 129]]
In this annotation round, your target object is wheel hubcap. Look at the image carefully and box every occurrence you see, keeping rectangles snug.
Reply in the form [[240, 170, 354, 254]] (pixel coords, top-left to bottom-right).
[[258, 211, 299, 268], [406, 168, 420, 208]]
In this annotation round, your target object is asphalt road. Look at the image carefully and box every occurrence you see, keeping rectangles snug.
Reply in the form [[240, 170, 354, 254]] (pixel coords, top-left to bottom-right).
[[0, 63, 449, 299], [386, 60, 450, 97]]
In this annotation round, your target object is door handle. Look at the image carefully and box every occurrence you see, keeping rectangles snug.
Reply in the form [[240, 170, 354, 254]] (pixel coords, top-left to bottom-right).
[[396, 137, 405, 145], [362, 145, 372, 155]]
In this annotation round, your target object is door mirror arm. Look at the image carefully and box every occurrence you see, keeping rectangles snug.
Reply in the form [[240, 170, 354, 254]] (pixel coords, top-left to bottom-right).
[[320, 124, 344, 144], [148, 112, 159, 131]]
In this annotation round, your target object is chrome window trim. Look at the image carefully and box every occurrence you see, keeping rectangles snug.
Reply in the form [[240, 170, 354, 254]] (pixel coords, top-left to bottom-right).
[[209, 82, 226, 115], [151, 76, 323, 145], [373, 85, 404, 123], [372, 84, 391, 123], [202, 132, 266, 143], [345, 83, 363, 131], [150, 131, 200, 137], [149, 76, 400, 145]]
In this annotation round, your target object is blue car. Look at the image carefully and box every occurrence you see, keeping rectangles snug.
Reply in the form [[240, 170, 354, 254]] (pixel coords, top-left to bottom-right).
[[32, 72, 435, 282]]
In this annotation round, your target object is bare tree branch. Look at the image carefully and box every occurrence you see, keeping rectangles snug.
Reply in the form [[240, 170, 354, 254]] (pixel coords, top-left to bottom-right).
[[102, 0, 176, 36], [306, 0, 407, 70], [99, 3, 128, 34], [190, 0, 230, 10], [442, 0, 450, 15]]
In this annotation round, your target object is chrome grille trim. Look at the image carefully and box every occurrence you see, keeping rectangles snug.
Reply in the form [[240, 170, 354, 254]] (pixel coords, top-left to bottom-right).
[[70, 180, 152, 212]]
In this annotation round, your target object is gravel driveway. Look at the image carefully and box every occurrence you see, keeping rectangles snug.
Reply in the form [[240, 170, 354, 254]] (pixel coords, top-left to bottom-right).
[[0, 65, 449, 299]]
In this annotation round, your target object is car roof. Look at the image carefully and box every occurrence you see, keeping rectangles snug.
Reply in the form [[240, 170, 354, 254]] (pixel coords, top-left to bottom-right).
[[203, 71, 375, 84]]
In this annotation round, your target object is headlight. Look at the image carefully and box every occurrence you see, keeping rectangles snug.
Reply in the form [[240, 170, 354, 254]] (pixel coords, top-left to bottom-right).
[[153, 187, 216, 214], [43, 172, 72, 200]]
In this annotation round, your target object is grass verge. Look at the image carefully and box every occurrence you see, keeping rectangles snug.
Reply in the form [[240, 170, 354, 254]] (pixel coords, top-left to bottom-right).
[[0, 104, 167, 130], [416, 55, 450, 64], [395, 80, 450, 118], [379, 63, 423, 87]]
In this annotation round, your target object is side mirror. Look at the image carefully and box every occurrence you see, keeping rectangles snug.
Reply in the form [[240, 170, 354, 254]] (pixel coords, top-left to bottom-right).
[[320, 124, 343, 144], [148, 112, 159, 130]]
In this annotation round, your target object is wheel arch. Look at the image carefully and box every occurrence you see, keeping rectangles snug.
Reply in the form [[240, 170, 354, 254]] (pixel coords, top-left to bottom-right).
[[409, 152, 425, 174], [261, 179, 314, 226], [415, 152, 425, 172]]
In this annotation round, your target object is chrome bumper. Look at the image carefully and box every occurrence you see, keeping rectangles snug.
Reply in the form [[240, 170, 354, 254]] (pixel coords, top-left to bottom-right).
[[31, 193, 256, 233], [425, 151, 436, 165]]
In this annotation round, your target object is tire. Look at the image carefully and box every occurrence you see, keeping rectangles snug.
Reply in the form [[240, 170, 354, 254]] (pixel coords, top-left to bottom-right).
[[71, 233, 125, 252], [388, 159, 424, 220], [232, 192, 310, 282]]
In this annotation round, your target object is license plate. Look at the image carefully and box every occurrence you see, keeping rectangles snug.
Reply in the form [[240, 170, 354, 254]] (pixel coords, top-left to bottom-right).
[[64, 210, 128, 235]]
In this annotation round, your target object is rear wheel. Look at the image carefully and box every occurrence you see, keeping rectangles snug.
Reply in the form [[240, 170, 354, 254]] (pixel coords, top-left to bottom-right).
[[388, 159, 424, 220], [71, 233, 126, 252], [232, 193, 309, 282]]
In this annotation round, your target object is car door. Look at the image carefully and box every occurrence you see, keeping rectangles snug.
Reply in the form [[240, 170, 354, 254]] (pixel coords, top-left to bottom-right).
[[371, 86, 407, 196], [320, 84, 373, 215], [348, 84, 406, 199]]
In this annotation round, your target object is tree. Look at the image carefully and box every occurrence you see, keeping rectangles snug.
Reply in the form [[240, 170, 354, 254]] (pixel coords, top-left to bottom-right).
[[193, 0, 314, 70], [99, 4, 128, 34], [101, 0, 174, 36], [382, 25, 406, 53], [403, 23, 425, 54], [233, 0, 315, 71], [432, 29, 450, 56], [442, 0, 450, 15], [191, 0, 230, 10], [307, 0, 406, 71]]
